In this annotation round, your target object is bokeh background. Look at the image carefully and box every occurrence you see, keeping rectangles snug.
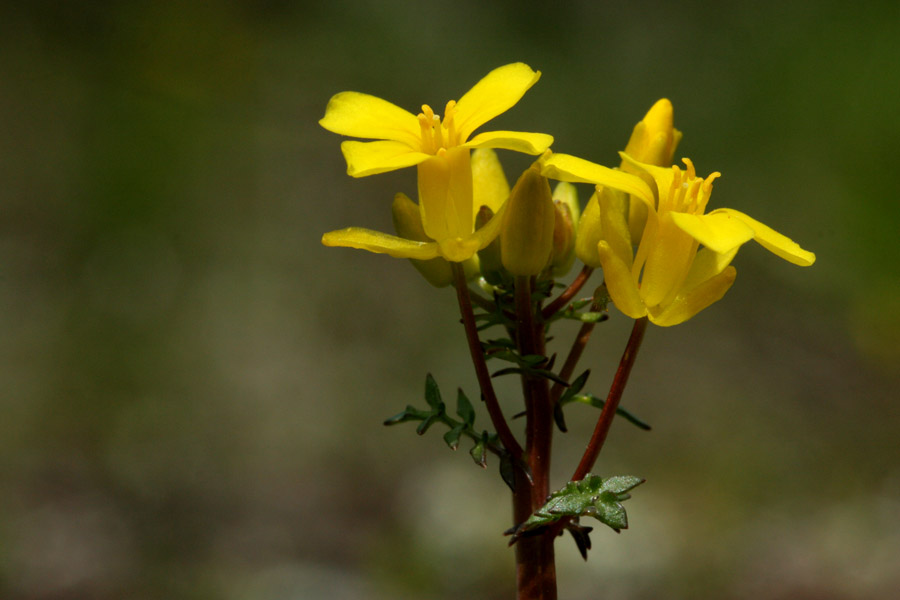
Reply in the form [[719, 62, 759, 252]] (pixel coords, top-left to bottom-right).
[[2, 1, 899, 599]]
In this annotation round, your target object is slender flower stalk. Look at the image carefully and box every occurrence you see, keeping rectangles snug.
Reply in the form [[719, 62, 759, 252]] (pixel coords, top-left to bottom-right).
[[451, 263, 523, 460], [571, 317, 648, 481]]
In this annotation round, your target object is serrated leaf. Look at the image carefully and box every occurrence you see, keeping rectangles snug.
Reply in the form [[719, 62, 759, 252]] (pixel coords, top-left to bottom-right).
[[424, 373, 444, 411], [469, 437, 487, 468], [443, 425, 464, 450], [456, 389, 475, 427], [383, 405, 430, 426], [416, 414, 439, 435], [507, 474, 645, 541]]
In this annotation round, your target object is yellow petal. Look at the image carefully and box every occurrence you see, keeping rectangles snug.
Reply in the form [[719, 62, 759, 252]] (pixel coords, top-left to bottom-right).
[[471, 148, 510, 215], [319, 91, 421, 147], [341, 140, 432, 177], [454, 63, 541, 142], [575, 191, 603, 268], [597, 241, 647, 319], [471, 200, 508, 251], [669, 210, 756, 254], [322, 227, 440, 259], [649, 266, 736, 326], [465, 130, 554, 155], [417, 147, 473, 243], [711, 209, 816, 266], [597, 186, 633, 271], [680, 247, 739, 293], [541, 153, 656, 210], [640, 213, 698, 308]]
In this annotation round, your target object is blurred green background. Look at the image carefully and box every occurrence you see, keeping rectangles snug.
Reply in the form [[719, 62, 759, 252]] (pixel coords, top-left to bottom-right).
[[2, 1, 898, 599]]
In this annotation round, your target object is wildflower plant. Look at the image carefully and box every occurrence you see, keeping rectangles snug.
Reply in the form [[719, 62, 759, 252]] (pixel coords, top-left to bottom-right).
[[319, 64, 815, 599]]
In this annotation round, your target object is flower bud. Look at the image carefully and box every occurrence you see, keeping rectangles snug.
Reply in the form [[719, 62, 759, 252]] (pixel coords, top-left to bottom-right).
[[622, 98, 682, 168], [549, 201, 575, 276], [622, 99, 682, 246], [552, 181, 580, 228], [501, 163, 555, 276]]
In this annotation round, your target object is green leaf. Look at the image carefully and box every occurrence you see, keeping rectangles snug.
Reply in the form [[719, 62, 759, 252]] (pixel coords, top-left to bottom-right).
[[507, 474, 644, 542], [416, 413, 439, 435], [561, 394, 652, 431], [383, 405, 430, 426], [456, 389, 475, 427], [424, 373, 444, 411], [486, 350, 547, 368], [469, 432, 488, 468], [558, 370, 590, 405], [443, 425, 464, 450], [491, 366, 569, 386], [499, 452, 516, 492]]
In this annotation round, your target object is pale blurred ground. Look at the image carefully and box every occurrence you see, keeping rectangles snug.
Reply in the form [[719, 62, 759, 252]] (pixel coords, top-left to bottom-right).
[[1, 1, 898, 599]]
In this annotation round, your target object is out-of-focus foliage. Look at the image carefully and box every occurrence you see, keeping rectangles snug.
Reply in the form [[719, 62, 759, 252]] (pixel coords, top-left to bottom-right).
[[1, 1, 898, 599]]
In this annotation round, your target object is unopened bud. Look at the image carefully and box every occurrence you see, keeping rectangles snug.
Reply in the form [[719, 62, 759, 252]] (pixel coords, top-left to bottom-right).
[[500, 163, 555, 276], [552, 181, 580, 228], [550, 201, 575, 276], [623, 99, 682, 242], [622, 98, 682, 168]]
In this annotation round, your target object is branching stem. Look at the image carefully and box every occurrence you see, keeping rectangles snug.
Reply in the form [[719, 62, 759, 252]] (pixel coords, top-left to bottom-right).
[[452, 263, 523, 460], [541, 265, 594, 320]]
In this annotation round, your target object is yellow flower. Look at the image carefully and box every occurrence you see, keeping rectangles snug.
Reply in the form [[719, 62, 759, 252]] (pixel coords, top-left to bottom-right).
[[542, 153, 816, 326], [320, 63, 554, 262], [574, 99, 682, 268]]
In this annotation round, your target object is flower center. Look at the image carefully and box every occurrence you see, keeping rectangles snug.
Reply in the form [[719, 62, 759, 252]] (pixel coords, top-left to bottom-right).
[[417, 100, 460, 154], [659, 158, 720, 216]]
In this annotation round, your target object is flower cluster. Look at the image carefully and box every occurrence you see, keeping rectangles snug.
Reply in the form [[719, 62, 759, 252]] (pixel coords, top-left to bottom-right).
[[320, 63, 815, 325]]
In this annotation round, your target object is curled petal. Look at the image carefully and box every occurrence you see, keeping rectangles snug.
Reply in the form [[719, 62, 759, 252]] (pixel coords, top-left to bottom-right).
[[341, 140, 432, 177], [454, 63, 541, 141], [669, 211, 756, 254], [596, 241, 647, 319], [322, 227, 440, 259], [650, 266, 737, 326], [319, 92, 421, 147], [471, 148, 510, 216], [541, 153, 656, 210], [465, 130, 554, 155], [712, 209, 816, 266]]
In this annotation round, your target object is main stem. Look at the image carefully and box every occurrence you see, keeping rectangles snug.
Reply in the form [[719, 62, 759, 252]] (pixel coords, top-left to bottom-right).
[[513, 275, 557, 600]]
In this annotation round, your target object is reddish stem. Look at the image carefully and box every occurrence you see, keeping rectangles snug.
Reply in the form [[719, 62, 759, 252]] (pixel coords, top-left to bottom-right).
[[541, 265, 594, 320], [451, 263, 523, 459], [570, 317, 648, 481]]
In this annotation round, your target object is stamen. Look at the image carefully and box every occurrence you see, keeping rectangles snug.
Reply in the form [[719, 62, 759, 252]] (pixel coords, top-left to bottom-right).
[[443, 100, 458, 146], [682, 157, 696, 180]]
